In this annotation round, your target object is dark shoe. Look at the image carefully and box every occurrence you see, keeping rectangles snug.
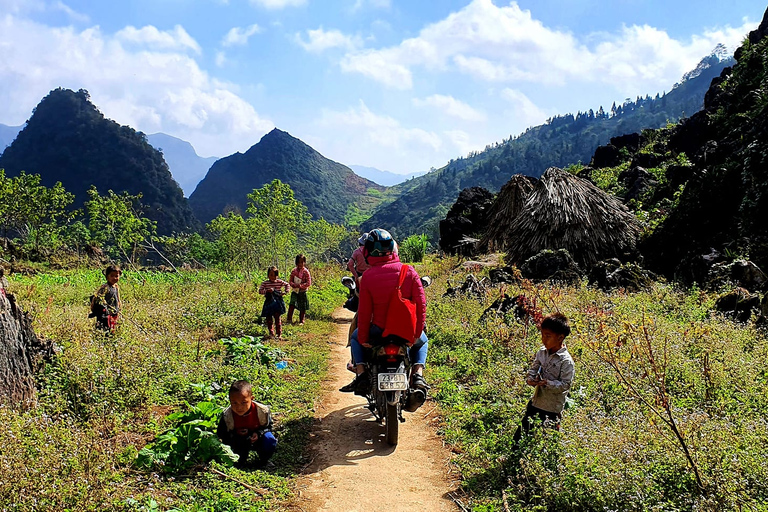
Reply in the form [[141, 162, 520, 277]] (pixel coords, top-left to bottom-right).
[[340, 372, 370, 393], [404, 389, 426, 412], [411, 374, 430, 391]]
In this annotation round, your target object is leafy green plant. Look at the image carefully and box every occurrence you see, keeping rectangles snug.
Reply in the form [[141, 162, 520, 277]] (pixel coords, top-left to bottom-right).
[[206, 336, 287, 365], [400, 233, 429, 263], [136, 400, 238, 473]]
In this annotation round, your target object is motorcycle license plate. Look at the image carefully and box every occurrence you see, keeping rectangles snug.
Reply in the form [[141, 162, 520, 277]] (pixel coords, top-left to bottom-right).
[[378, 373, 408, 391]]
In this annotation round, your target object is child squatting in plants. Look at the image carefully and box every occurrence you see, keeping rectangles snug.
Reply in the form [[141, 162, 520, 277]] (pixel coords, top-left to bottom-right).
[[217, 380, 277, 468], [287, 254, 311, 325], [258, 266, 290, 338], [513, 312, 575, 443]]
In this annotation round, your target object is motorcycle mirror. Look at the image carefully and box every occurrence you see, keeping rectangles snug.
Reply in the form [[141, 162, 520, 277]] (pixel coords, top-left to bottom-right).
[[420, 276, 432, 288], [341, 276, 356, 290]]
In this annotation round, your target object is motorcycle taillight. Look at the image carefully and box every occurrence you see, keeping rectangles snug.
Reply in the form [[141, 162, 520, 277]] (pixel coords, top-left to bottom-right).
[[383, 344, 400, 356]]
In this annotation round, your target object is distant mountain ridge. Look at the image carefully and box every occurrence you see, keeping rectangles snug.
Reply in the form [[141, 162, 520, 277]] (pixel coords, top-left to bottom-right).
[[0, 88, 199, 235], [362, 46, 737, 240], [0, 124, 22, 153], [147, 133, 218, 197], [349, 165, 426, 187], [189, 128, 385, 225]]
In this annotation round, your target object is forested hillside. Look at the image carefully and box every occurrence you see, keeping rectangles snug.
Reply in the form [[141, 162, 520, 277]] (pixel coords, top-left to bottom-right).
[[189, 128, 385, 225], [581, 13, 768, 276], [0, 89, 199, 235], [363, 47, 734, 240]]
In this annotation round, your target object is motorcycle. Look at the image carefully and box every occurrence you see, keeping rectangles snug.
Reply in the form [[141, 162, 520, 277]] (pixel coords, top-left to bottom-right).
[[341, 274, 431, 445]]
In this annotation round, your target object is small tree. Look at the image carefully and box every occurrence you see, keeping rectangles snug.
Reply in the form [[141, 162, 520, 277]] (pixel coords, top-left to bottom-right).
[[85, 187, 156, 265], [0, 170, 75, 253], [246, 179, 311, 269]]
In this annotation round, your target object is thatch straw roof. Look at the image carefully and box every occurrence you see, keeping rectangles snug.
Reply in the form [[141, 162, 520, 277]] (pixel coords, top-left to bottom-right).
[[477, 174, 537, 253], [505, 167, 641, 268]]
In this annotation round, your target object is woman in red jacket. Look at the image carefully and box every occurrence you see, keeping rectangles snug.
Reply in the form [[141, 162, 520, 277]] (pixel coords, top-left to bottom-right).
[[340, 229, 429, 394]]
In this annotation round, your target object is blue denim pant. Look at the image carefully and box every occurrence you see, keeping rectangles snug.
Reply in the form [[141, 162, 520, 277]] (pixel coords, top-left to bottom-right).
[[350, 325, 428, 366], [227, 431, 277, 463]]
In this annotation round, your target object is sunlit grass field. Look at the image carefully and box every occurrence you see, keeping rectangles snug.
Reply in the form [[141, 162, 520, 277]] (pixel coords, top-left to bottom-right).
[[416, 255, 768, 511], [4, 256, 768, 511], [2, 266, 346, 511]]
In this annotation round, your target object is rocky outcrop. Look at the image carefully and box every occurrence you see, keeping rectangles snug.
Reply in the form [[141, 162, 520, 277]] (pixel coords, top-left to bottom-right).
[[714, 287, 760, 322], [0, 270, 51, 408], [589, 259, 656, 292], [519, 249, 582, 284], [708, 259, 767, 291], [438, 187, 494, 256]]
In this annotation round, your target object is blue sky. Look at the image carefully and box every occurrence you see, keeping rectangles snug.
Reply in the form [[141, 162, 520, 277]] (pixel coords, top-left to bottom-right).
[[0, 0, 763, 174]]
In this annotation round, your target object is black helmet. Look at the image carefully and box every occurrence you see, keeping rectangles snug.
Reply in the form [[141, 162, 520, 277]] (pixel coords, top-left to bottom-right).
[[364, 228, 395, 257]]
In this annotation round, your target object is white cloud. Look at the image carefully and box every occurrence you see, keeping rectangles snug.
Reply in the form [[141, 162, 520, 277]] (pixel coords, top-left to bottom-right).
[[0, 0, 88, 21], [295, 27, 362, 53], [339, 0, 756, 94], [500, 88, 550, 126], [313, 100, 446, 173], [412, 94, 486, 121], [352, 0, 391, 12], [215, 51, 227, 67], [249, 0, 305, 9], [443, 129, 479, 156], [221, 24, 261, 47], [116, 25, 202, 54], [341, 48, 413, 89], [0, 15, 272, 157]]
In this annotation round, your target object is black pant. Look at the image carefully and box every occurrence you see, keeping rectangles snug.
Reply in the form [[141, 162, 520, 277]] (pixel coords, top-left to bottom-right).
[[513, 401, 561, 444]]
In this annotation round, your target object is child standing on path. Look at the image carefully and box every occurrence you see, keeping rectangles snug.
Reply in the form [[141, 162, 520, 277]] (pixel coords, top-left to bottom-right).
[[513, 313, 575, 443], [217, 380, 277, 468], [90, 265, 122, 333], [259, 266, 289, 338], [287, 254, 311, 325]]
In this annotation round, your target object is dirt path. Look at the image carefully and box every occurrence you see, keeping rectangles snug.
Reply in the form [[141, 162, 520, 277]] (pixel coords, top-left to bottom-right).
[[292, 308, 459, 512]]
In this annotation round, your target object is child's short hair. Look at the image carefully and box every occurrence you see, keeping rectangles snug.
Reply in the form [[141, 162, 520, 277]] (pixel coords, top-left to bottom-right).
[[295, 254, 306, 265], [540, 313, 571, 337], [267, 266, 279, 277], [104, 265, 122, 277], [229, 380, 253, 396]]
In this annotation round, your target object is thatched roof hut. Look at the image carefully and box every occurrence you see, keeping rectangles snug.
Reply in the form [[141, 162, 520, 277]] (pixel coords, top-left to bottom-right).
[[506, 167, 641, 268], [477, 174, 538, 253]]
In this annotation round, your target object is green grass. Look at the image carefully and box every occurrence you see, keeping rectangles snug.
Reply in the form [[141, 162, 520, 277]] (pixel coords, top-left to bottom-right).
[[419, 255, 768, 511], [1, 265, 346, 511]]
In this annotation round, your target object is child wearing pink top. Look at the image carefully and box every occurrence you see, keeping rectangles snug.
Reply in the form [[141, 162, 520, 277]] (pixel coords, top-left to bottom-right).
[[287, 254, 312, 325]]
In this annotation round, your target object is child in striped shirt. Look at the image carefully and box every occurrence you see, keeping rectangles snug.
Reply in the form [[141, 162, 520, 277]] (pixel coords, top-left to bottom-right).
[[287, 254, 312, 325], [259, 266, 290, 338]]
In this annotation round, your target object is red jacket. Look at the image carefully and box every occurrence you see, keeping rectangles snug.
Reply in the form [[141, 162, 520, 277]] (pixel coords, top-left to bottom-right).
[[357, 253, 426, 345]]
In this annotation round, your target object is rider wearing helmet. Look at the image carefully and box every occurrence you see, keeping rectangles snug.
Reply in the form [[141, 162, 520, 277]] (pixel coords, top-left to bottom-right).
[[340, 228, 430, 394]]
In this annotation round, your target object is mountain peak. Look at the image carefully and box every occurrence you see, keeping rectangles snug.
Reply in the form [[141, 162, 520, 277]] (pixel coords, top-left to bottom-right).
[[678, 44, 735, 85]]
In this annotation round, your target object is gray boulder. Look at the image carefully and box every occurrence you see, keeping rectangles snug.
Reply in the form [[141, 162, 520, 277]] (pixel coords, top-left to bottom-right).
[[520, 249, 582, 283], [714, 287, 761, 322], [708, 259, 767, 291], [589, 259, 656, 292]]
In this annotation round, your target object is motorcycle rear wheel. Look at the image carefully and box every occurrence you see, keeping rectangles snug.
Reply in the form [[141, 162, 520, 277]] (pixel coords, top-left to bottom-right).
[[385, 402, 399, 445]]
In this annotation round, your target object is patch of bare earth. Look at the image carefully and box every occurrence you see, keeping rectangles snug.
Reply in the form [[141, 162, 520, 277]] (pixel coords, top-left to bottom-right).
[[290, 308, 459, 512]]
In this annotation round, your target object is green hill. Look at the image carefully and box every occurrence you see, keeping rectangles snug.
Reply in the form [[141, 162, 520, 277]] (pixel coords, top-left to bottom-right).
[[363, 48, 734, 240], [0, 88, 199, 235], [188, 128, 385, 225]]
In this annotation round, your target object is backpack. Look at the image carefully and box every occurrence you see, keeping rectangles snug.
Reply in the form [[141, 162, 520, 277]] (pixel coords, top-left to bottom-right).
[[382, 265, 418, 344]]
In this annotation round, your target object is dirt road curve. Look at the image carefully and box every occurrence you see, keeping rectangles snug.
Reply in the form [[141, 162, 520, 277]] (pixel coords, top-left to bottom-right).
[[291, 308, 458, 512]]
